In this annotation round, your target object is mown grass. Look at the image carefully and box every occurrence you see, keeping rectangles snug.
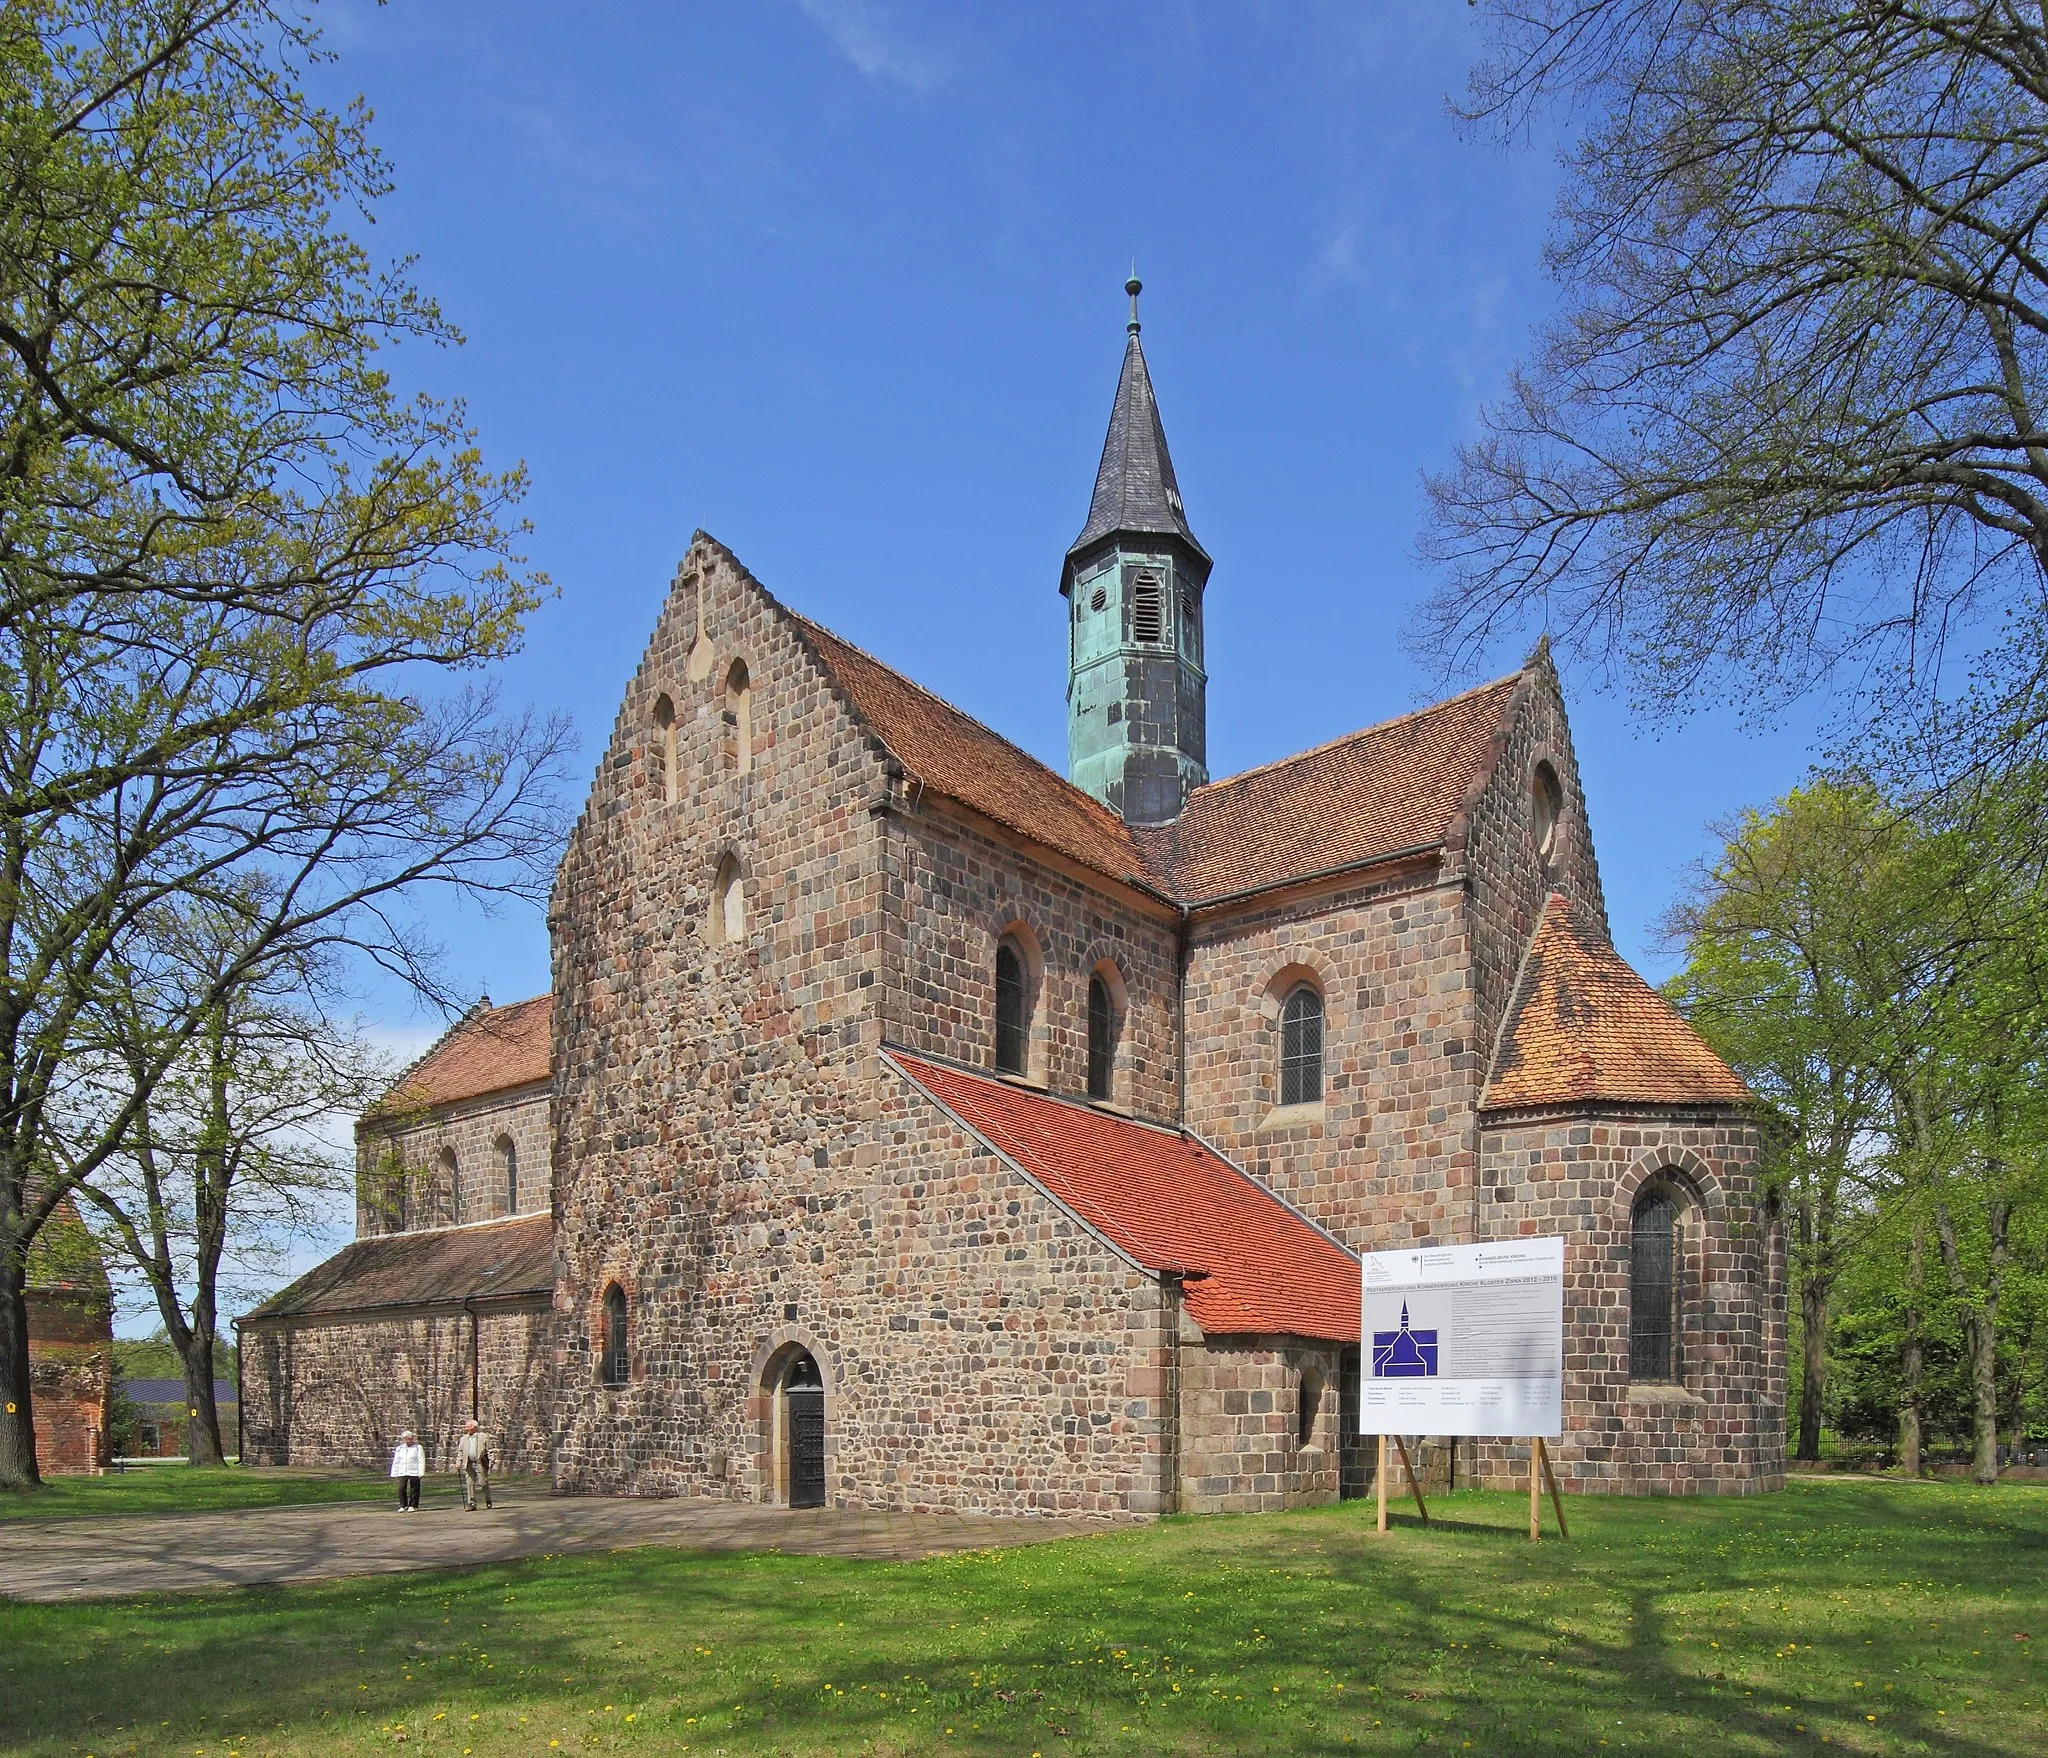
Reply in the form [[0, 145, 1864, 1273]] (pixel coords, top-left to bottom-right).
[[2, 1478, 2042, 1755], [0, 1468, 500, 1522]]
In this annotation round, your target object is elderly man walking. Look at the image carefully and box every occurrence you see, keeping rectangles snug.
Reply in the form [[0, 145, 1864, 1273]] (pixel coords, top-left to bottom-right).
[[456, 1417, 493, 1511]]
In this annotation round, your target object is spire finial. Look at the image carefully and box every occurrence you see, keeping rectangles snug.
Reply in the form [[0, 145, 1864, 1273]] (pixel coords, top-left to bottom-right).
[[1126, 266, 1142, 335]]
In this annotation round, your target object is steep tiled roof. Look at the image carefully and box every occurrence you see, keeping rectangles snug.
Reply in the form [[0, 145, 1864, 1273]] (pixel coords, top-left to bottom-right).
[[382, 995, 552, 1114], [792, 616, 1159, 893], [1482, 895, 1752, 1113], [244, 1214, 553, 1321], [794, 607, 1523, 906], [889, 1051, 1360, 1341], [1153, 677, 1523, 904]]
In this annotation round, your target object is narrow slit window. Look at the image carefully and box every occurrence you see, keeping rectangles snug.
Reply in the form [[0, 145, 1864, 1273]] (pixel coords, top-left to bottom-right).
[[498, 1136, 518, 1216], [601, 1285, 629, 1387], [653, 693, 678, 804], [1087, 973, 1115, 1100], [724, 660, 753, 773], [1630, 1189, 1679, 1382], [1279, 986, 1323, 1107], [995, 940, 1027, 1075], [712, 855, 745, 947]]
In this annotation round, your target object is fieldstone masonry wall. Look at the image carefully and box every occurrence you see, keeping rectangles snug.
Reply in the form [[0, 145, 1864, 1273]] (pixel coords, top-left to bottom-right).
[[1471, 1108, 1785, 1495], [240, 1303, 555, 1473], [357, 1086, 551, 1235]]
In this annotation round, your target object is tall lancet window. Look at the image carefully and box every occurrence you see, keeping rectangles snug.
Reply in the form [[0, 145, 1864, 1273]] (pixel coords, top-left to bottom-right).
[[653, 693, 678, 804], [1630, 1188, 1680, 1382], [1280, 985, 1324, 1107], [1087, 973, 1115, 1100], [724, 659, 753, 773], [712, 854, 745, 947], [995, 940, 1028, 1075]]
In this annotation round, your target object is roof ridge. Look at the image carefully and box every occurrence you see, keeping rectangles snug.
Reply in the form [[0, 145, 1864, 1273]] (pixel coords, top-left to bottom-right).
[[1186, 671, 1526, 800], [378, 996, 497, 1108], [353, 1211, 552, 1244], [788, 614, 1141, 849]]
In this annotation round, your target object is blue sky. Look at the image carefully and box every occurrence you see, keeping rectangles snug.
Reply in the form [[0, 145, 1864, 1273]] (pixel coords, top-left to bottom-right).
[[295, 3, 1821, 1111]]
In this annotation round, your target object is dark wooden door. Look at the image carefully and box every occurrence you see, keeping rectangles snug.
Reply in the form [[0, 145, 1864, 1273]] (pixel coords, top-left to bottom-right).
[[787, 1387, 825, 1508]]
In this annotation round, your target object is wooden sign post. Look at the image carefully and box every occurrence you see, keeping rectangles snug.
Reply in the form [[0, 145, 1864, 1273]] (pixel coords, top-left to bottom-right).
[[1527, 1436, 1569, 1542], [1374, 1432, 1430, 1535]]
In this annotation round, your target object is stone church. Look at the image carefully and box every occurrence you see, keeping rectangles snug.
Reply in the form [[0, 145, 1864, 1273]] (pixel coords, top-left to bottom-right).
[[242, 293, 1786, 1510]]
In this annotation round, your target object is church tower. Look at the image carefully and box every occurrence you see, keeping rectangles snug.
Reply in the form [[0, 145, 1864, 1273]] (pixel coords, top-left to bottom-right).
[[1062, 278, 1211, 825]]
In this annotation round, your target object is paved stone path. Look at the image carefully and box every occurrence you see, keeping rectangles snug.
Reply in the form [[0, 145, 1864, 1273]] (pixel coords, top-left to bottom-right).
[[0, 1484, 1116, 1603]]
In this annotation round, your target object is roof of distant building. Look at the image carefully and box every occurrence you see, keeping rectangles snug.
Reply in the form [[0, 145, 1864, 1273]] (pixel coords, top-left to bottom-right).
[[121, 1378, 234, 1408], [243, 1213, 553, 1322], [1482, 894, 1752, 1113], [888, 1050, 1360, 1342], [374, 994, 552, 1118]]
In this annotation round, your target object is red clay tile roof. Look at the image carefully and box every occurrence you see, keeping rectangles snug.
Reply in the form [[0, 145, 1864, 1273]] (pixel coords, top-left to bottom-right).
[[1152, 677, 1523, 904], [889, 1051, 1360, 1341], [792, 604, 1522, 905], [384, 996, 552, 1113], [1482, 896, 1752, 1113], [792, 616, 1159, 893], [244, 1214, 554, 1321]]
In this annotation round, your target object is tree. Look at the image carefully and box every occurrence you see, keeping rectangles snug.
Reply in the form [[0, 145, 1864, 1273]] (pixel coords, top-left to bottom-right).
[[0, 3, 566, 1490], [1664, 781, 1914, 1459], [78, 917, 384, 1466], [1420, 2, 2048, 782]]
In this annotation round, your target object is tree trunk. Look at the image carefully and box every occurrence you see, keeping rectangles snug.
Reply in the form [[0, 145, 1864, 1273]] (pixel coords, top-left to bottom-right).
[[1932, 1200, 2004, 1485], [182, 1327, 225, 1468], [1898, 1223, 1925, 1477], [0, 1245, 41, 1491], [1798, 1271, 1831, 1462]]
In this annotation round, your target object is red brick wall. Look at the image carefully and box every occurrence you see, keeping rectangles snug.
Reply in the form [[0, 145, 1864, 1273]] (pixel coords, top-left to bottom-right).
[[27, 1290, 111, 1474]]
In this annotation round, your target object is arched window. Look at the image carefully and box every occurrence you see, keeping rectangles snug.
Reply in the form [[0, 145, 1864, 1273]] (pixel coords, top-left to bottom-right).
[[724, 659, 753, 774], [653, 692, 678, 804], [497, 1135, 518, 1217], [995, 939, 1028, 1075], [1131, 571, 1165, 644], [1087, 973, 1116, 1100], [600, 1285, 629, 1387], [1630, 1187, 1680, 1382], [1280, 985, 1324, 1107], [712, 854, 745, 947], [438, 1146, 460, 1224], [1532, 761, 1562, 864]]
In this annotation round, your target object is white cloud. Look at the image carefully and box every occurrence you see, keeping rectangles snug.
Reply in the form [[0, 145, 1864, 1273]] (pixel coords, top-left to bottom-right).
[[795, 0, 949, 92]]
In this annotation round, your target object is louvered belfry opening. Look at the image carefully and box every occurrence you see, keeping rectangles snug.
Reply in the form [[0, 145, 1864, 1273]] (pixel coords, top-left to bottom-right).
[[995, 940, 1027, 1074], [1087, 974, 1114, 1100], [1280, 985, 1324, 1106], [1131, 570, 1164, 643], [1630, 1188, 1680, 1381]]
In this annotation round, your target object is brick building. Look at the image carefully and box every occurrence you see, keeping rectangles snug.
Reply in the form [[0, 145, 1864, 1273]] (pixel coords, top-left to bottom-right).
[[26, 1198, 113, 1475], [243, 290, 1784, 1509]]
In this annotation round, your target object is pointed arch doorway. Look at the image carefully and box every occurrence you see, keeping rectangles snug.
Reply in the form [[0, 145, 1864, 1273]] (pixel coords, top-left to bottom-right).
[[781, 1350, 825, 1509]]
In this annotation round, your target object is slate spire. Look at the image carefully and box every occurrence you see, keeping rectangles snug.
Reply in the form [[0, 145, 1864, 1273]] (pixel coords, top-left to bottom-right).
[[1062, 278, 1212, 826], [1062, 277, 1210, 591]]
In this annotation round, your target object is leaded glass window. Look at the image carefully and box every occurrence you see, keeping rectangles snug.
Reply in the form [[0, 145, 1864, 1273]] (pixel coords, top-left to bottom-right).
[[1280, 986, 1323, 1107], [1087, 974, 1114, 1100], [1630, 1189, 1679, 1382], [995, 941, 1027, 1074]]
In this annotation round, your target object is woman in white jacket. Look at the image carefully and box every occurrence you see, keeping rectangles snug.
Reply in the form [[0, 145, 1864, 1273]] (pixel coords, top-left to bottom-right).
[[390, 1429, 425, 1511]]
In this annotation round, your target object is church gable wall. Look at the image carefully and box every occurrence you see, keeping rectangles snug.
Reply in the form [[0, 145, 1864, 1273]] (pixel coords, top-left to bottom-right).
[[1474, 1109, 1785, 1494], [1457, 664, 1609, 1063], [882, 806, 1178, 1117], [548, 537, 891, 1497], [1182, 869, 1481, 1253], [354, 1086, 551, 1235]]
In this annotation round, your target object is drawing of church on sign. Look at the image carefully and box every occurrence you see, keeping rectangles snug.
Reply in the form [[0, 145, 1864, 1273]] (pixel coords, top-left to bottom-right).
[[240, 281, 1787, 1510], [1373, 1304, 1440, 1379]]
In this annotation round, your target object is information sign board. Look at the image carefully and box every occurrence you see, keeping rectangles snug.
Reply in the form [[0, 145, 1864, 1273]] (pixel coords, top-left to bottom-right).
[[1358, 1237, 1564, 1438]]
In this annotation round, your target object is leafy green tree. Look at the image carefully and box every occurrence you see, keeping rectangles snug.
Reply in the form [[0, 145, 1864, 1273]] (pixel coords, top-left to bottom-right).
[[0, 3, 566, 1490]]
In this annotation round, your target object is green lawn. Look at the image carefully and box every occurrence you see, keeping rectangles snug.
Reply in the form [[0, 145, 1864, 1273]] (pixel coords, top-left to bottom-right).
[[2, 1479, 2042, 1755], [0, 1467, 471, 1522]]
